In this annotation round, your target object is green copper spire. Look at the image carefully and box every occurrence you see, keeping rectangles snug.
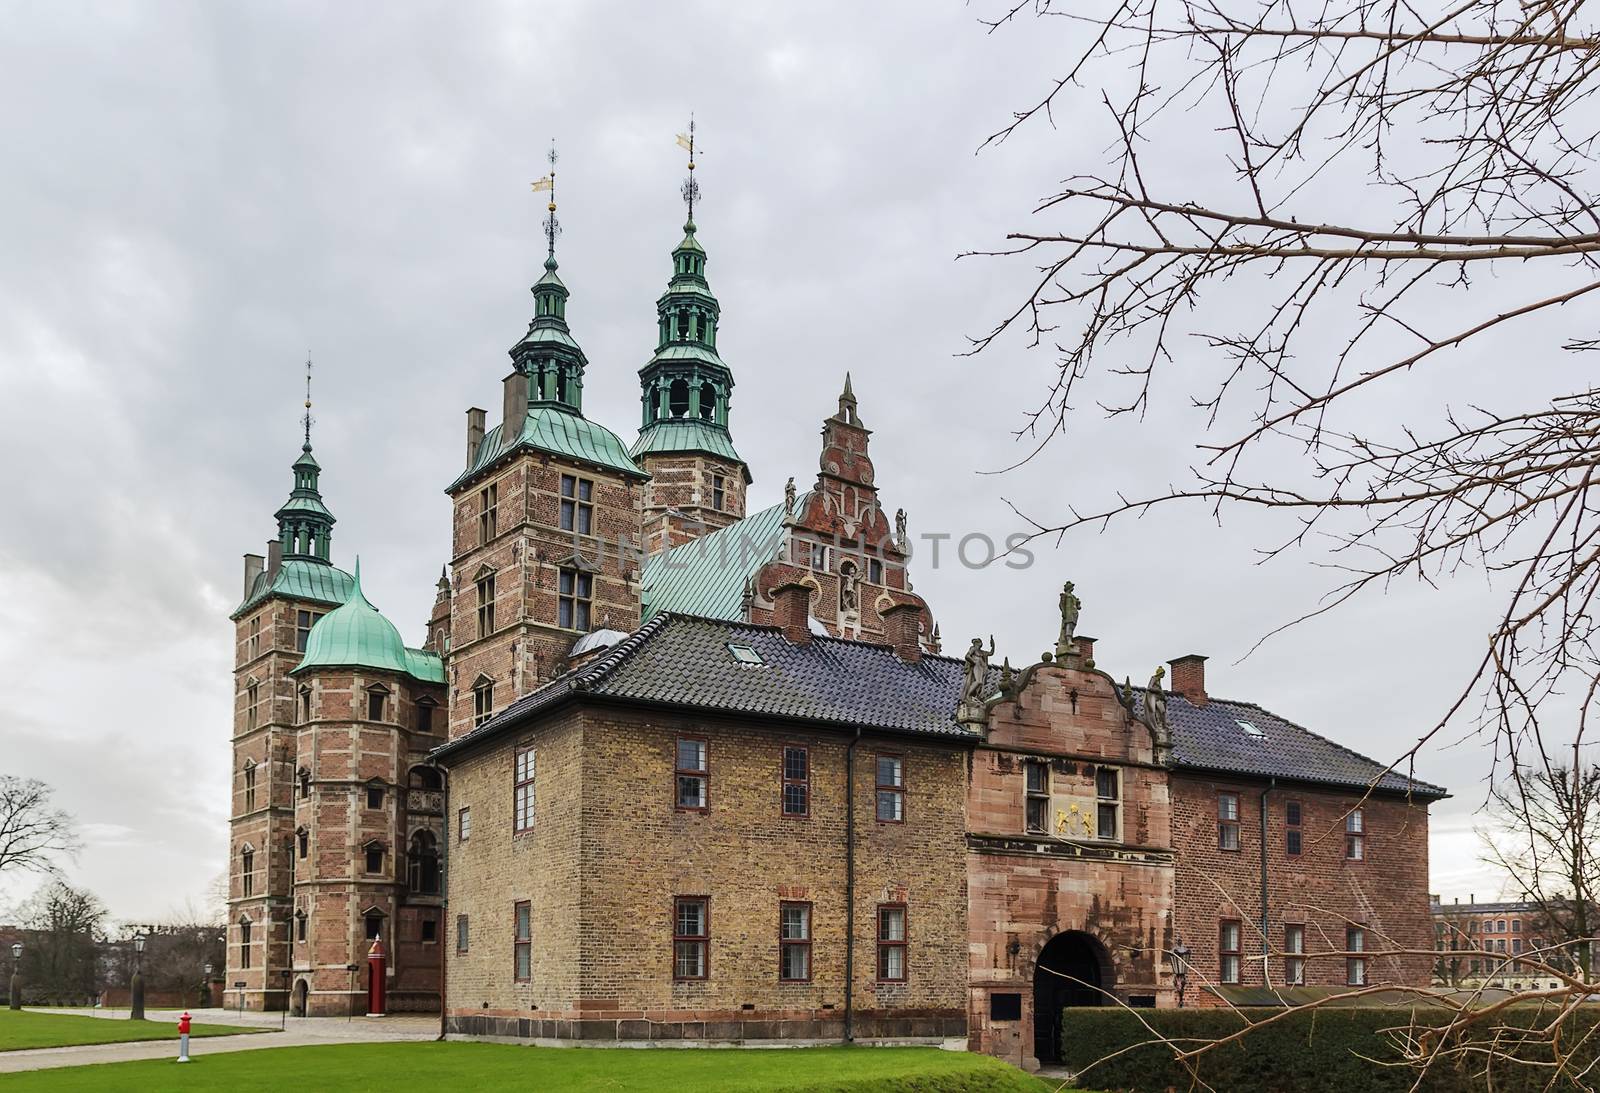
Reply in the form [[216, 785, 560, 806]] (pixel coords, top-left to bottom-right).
[[631, 120, 745, 469], [275, 356, 335, 563], [513, 141, 587, 414]]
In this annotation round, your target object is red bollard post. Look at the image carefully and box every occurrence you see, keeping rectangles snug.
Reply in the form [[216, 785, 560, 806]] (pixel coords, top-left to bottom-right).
[[176, 1011, 191, 1062]]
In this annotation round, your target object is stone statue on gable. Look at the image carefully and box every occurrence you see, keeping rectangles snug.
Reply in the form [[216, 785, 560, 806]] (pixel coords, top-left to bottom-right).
[[1056, 581, 1081, 657], [961, 635, 995, 707], [784, 476, 797, 517]]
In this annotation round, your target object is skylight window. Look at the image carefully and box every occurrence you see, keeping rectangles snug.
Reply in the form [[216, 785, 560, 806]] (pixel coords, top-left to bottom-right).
[[1236, 719, 1265, 738], [728, 643, 764, 666]]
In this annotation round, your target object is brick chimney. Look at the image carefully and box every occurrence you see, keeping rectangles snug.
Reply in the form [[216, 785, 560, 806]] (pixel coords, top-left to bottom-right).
[[265, 538, 283, 581], [502, 371, 529, 438], [1075, 635, 1096, 664], [1168, 654, 1208, 706], [881, 602, 923, 664], [242, 553, 264, 599], [466, 407, 487, 464], [772, 581, 815, 645]]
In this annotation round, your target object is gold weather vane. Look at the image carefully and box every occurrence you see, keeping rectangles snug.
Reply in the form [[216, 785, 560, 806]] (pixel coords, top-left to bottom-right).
[[676, 116, 700, 221], [530, 140, 560, 260], [302, 353, 314, 449]]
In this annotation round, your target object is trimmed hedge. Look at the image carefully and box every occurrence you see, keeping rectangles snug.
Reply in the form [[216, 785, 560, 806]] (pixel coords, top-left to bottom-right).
[[1059, 1005, 1600, 1092]]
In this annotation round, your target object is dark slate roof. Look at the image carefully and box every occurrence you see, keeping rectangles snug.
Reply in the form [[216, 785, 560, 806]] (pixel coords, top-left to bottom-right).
[[434, 613, 980, 760], [1153, 691, 1447, 799], [434, 614, 1448, 801]]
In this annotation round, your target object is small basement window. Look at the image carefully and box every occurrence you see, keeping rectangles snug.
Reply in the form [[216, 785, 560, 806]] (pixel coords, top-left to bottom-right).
[[727, 644, 763, 666], [990, 993, 1022, 1021], [1236, 719, 1265, 737]]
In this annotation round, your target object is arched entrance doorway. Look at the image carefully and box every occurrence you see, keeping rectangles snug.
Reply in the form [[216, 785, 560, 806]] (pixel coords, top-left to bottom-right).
[[1034, 931, 1113, 1063], [291, 978, 309, 1017]]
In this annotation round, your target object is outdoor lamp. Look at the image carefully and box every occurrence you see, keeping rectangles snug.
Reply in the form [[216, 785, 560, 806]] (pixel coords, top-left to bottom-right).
[[133, 932, 146, 955], [8, 942, 20, 1011], [9, 943, 19, 961]]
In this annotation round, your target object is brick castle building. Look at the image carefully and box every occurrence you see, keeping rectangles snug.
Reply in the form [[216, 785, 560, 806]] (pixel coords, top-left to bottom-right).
[[227, 169, 1447, 1068]]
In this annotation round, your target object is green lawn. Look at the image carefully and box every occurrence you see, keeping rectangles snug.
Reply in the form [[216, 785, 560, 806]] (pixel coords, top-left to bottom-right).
[[4, 1041, 1065, 1091], [0, 1008, 263, 1052]]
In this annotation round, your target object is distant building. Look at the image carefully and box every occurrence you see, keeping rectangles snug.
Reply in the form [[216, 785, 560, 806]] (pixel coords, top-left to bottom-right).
[[1431, 896, 1594, 992]]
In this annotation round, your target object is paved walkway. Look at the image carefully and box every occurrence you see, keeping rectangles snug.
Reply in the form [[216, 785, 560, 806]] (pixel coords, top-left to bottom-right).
[[0, 1007, 439, 1073]]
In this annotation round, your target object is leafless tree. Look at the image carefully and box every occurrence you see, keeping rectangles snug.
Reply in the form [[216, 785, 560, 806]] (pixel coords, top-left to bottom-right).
[[1482, 763, 1600, 980], [0, 775, 79, 881], [17, 880, 106, 1005], [971, 0, 1600, 1084]]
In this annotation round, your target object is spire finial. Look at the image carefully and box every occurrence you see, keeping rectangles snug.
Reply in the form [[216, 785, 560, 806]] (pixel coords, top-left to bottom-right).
[[531, 139, 560, 267], [676, 115, 700, 227], [302, 353, 315, 451]]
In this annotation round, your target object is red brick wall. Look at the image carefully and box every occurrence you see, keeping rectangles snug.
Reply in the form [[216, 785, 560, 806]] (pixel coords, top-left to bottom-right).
[[1171, 773, 1433, 1003]]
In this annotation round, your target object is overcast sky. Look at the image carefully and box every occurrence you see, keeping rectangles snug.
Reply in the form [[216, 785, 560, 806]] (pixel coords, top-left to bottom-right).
[[0, 1, 1522, 922]]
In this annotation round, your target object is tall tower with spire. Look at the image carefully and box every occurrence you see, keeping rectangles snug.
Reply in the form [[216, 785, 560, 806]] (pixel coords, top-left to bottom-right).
[[227, 358, 357, 1012], [632, 119, 750, 551], [443, 145, 648, 737]]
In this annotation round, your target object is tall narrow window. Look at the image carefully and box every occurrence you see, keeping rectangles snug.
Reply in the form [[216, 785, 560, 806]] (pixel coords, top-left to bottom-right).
[[1025, 760, 1049, 833], [877, 904, 907, 981], [476, 574, 495, 638], [248, 615, 261, 659], [1220, 921, 1242, 984], [560, 475, 594, 535], [298, 685, 312, 724], [557, 568, 592, 631], [876, 756, 905, 822], [298, 767, 311, 799], [478, 483, 497, 545], [416, 700, 436, 735], [295, 909, 307, 943], [366, 687, 386, 722], [1347, 925, 1367, 985], [295, 610, 323, 652], [364, 842, 384, 875], [1285, 800, 1303, 856], [780, 902, 812, 982], [1095, 766, 1120, 840], [1218, 793, 1241, 851], [246, 683, 259, 729], [782, 746, 809, 817], [408, 831, 440, 895], [473, 679, 494, 727], [513, 901, 532, 982], [676, 738, 708, 810], [1345, 810, 1366, 860], [456, 914, 469, 954], [365, 912, 384, 940], [458, 807, 472, 843], [243, 762, 257, 812], [868, 558, 884, 584], [809, 542, 829, 570], [239, 919, 252, 968], [514, 747, 536, 833], [674, 897, 709, 980], [296, 827, 308, 859], [712, 475, 726, 512], [366, 782, 384, 810], [240, 846, 254, 896], [1285, 924, 1305, 985]]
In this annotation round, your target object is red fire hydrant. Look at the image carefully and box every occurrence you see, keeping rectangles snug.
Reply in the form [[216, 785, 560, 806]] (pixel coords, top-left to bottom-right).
[[177, 1011, 191, 1063]]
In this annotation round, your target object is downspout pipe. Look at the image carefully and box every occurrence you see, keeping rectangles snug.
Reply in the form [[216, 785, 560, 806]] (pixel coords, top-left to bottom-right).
[[433, 757, 449, 1042], [1259, 779, 1274, 975], [844, 726, 862, 1043]]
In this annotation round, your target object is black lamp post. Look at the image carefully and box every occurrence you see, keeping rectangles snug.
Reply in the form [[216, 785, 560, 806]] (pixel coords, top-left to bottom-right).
[[9, 942, 21, 1010], [203, 963, 213, 1009], [1172, 941, 1191, 1009], [129, 932, 147, 1021]]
